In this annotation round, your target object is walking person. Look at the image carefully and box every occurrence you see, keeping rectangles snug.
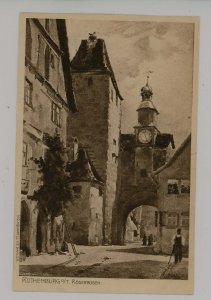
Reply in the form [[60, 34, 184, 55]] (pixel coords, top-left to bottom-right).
[[142, 233, 147, 246], [172, 228, 185, 264]]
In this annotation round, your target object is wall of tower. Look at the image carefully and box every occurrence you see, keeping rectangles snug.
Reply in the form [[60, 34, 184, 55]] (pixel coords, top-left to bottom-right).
[[104, 78, 121, 243], [68, 73, 110, 180], [68, 73, 121, 244]]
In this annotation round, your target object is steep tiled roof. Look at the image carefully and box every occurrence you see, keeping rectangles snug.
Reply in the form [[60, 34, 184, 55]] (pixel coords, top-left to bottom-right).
[[71, 38, 123, 100], [66, 148, 102, 183], [154, 134, 191, 175]]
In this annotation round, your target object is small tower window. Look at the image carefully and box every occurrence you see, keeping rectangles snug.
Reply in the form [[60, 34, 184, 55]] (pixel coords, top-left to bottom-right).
[[140, 169, 147, 177], [88, 77, 93, 86], [99, 186, 103, 196], [73, 185, 82, 194]]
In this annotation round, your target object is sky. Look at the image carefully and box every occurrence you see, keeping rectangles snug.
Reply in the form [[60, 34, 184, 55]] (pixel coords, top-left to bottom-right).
[[67, 19, 194, 148]]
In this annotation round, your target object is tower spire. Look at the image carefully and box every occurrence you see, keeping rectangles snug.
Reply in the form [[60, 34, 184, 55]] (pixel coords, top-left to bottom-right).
[[140, 75, 153, 101]]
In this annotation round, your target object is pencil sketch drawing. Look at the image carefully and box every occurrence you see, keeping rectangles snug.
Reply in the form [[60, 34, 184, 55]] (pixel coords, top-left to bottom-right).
[[14, 14, 198, 293]]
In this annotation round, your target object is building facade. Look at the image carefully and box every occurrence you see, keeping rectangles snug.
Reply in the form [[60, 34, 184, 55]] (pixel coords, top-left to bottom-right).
[[20, 18, 76, 256], [68, 33, 123, 244], [155, 135, 191, 254]]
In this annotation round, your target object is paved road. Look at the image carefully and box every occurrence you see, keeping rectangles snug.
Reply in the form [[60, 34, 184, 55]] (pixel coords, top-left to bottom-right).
[[20, 243, 188, 279]]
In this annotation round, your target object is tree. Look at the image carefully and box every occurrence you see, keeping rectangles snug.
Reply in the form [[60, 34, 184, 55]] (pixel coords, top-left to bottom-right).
[[33, 133, 72, 217]]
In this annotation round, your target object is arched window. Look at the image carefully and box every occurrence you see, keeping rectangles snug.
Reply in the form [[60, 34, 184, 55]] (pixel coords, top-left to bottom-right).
[[25, 19, 32, 60], [44, 44, 50, 80]]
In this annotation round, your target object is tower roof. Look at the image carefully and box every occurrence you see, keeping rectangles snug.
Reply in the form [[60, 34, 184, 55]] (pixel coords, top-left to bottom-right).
[[136, 100, 159, 114], [71, 35, 123, 100], [66, 148, 102, 183], [137, 76, 158, 113], [154, 134, 191, 175]]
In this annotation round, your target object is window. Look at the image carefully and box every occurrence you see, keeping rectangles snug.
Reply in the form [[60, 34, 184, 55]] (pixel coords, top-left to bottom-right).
[[167, 179, 179, 194], [111, 88, 113, 101], [140, 169, 147, 177], [50, 53, 55, 69], [180, 212, 189, 227], [99, 186, 103, 196], [155, 211, 158, 227], [88, 77, 93, 86], [181, 180, 190, 194], [44, 45, 50, 80], [113, 139, 116, 145], [22, 143, 28, 166], [51, 102, 61, 126], [167, 212, 178, 228], [72, 185, 82, 194], [24, 78, 33, 107]]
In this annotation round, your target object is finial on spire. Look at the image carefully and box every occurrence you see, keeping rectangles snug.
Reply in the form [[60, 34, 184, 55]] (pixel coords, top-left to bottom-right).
[[141, 71, 153, 100], [88, 32, 97, 41]]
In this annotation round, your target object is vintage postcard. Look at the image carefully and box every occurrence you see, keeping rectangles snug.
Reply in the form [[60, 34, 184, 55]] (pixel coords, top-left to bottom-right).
[[13, 13, 199, 294]]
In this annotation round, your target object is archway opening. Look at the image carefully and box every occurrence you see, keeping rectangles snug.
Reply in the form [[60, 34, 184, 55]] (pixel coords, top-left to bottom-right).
[[20, 200, 30, 256], [124, 205, 158, 247]]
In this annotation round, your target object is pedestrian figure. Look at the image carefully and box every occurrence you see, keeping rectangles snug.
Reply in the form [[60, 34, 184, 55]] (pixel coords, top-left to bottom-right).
[[148, 234, 153, 246], [142, 233, 147, 246], [172, 228, 185, 264]]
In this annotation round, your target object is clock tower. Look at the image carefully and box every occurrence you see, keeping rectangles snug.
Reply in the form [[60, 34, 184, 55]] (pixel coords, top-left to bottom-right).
[[134, 77, 159, 181]]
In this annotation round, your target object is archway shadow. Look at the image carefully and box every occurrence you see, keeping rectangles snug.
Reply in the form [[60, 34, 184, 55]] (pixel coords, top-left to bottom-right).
[[106, 246, 155, 255]]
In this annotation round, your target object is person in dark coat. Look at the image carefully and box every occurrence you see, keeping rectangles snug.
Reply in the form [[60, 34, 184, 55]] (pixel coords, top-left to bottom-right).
[[172, 228, 185, 264], [142, 233, 147, 246], [148, 234, 153, 246]]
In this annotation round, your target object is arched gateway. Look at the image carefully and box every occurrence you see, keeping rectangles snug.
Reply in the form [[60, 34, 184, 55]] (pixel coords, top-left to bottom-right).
[[111, 78, 175, 245]]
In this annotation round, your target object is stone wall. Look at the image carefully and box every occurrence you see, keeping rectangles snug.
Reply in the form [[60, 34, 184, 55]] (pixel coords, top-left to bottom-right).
[[64, 182, 103, 245]]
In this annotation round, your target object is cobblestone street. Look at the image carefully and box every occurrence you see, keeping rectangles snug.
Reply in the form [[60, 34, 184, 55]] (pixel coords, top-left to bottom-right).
[[20, 243, 188, 280]]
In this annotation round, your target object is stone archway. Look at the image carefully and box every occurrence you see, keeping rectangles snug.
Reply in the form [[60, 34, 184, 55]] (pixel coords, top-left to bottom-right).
[[111, 185, 158, 245]]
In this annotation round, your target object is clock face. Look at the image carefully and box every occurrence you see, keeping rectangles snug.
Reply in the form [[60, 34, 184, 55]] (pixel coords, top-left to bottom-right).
[[138, 129, 152, 144]]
